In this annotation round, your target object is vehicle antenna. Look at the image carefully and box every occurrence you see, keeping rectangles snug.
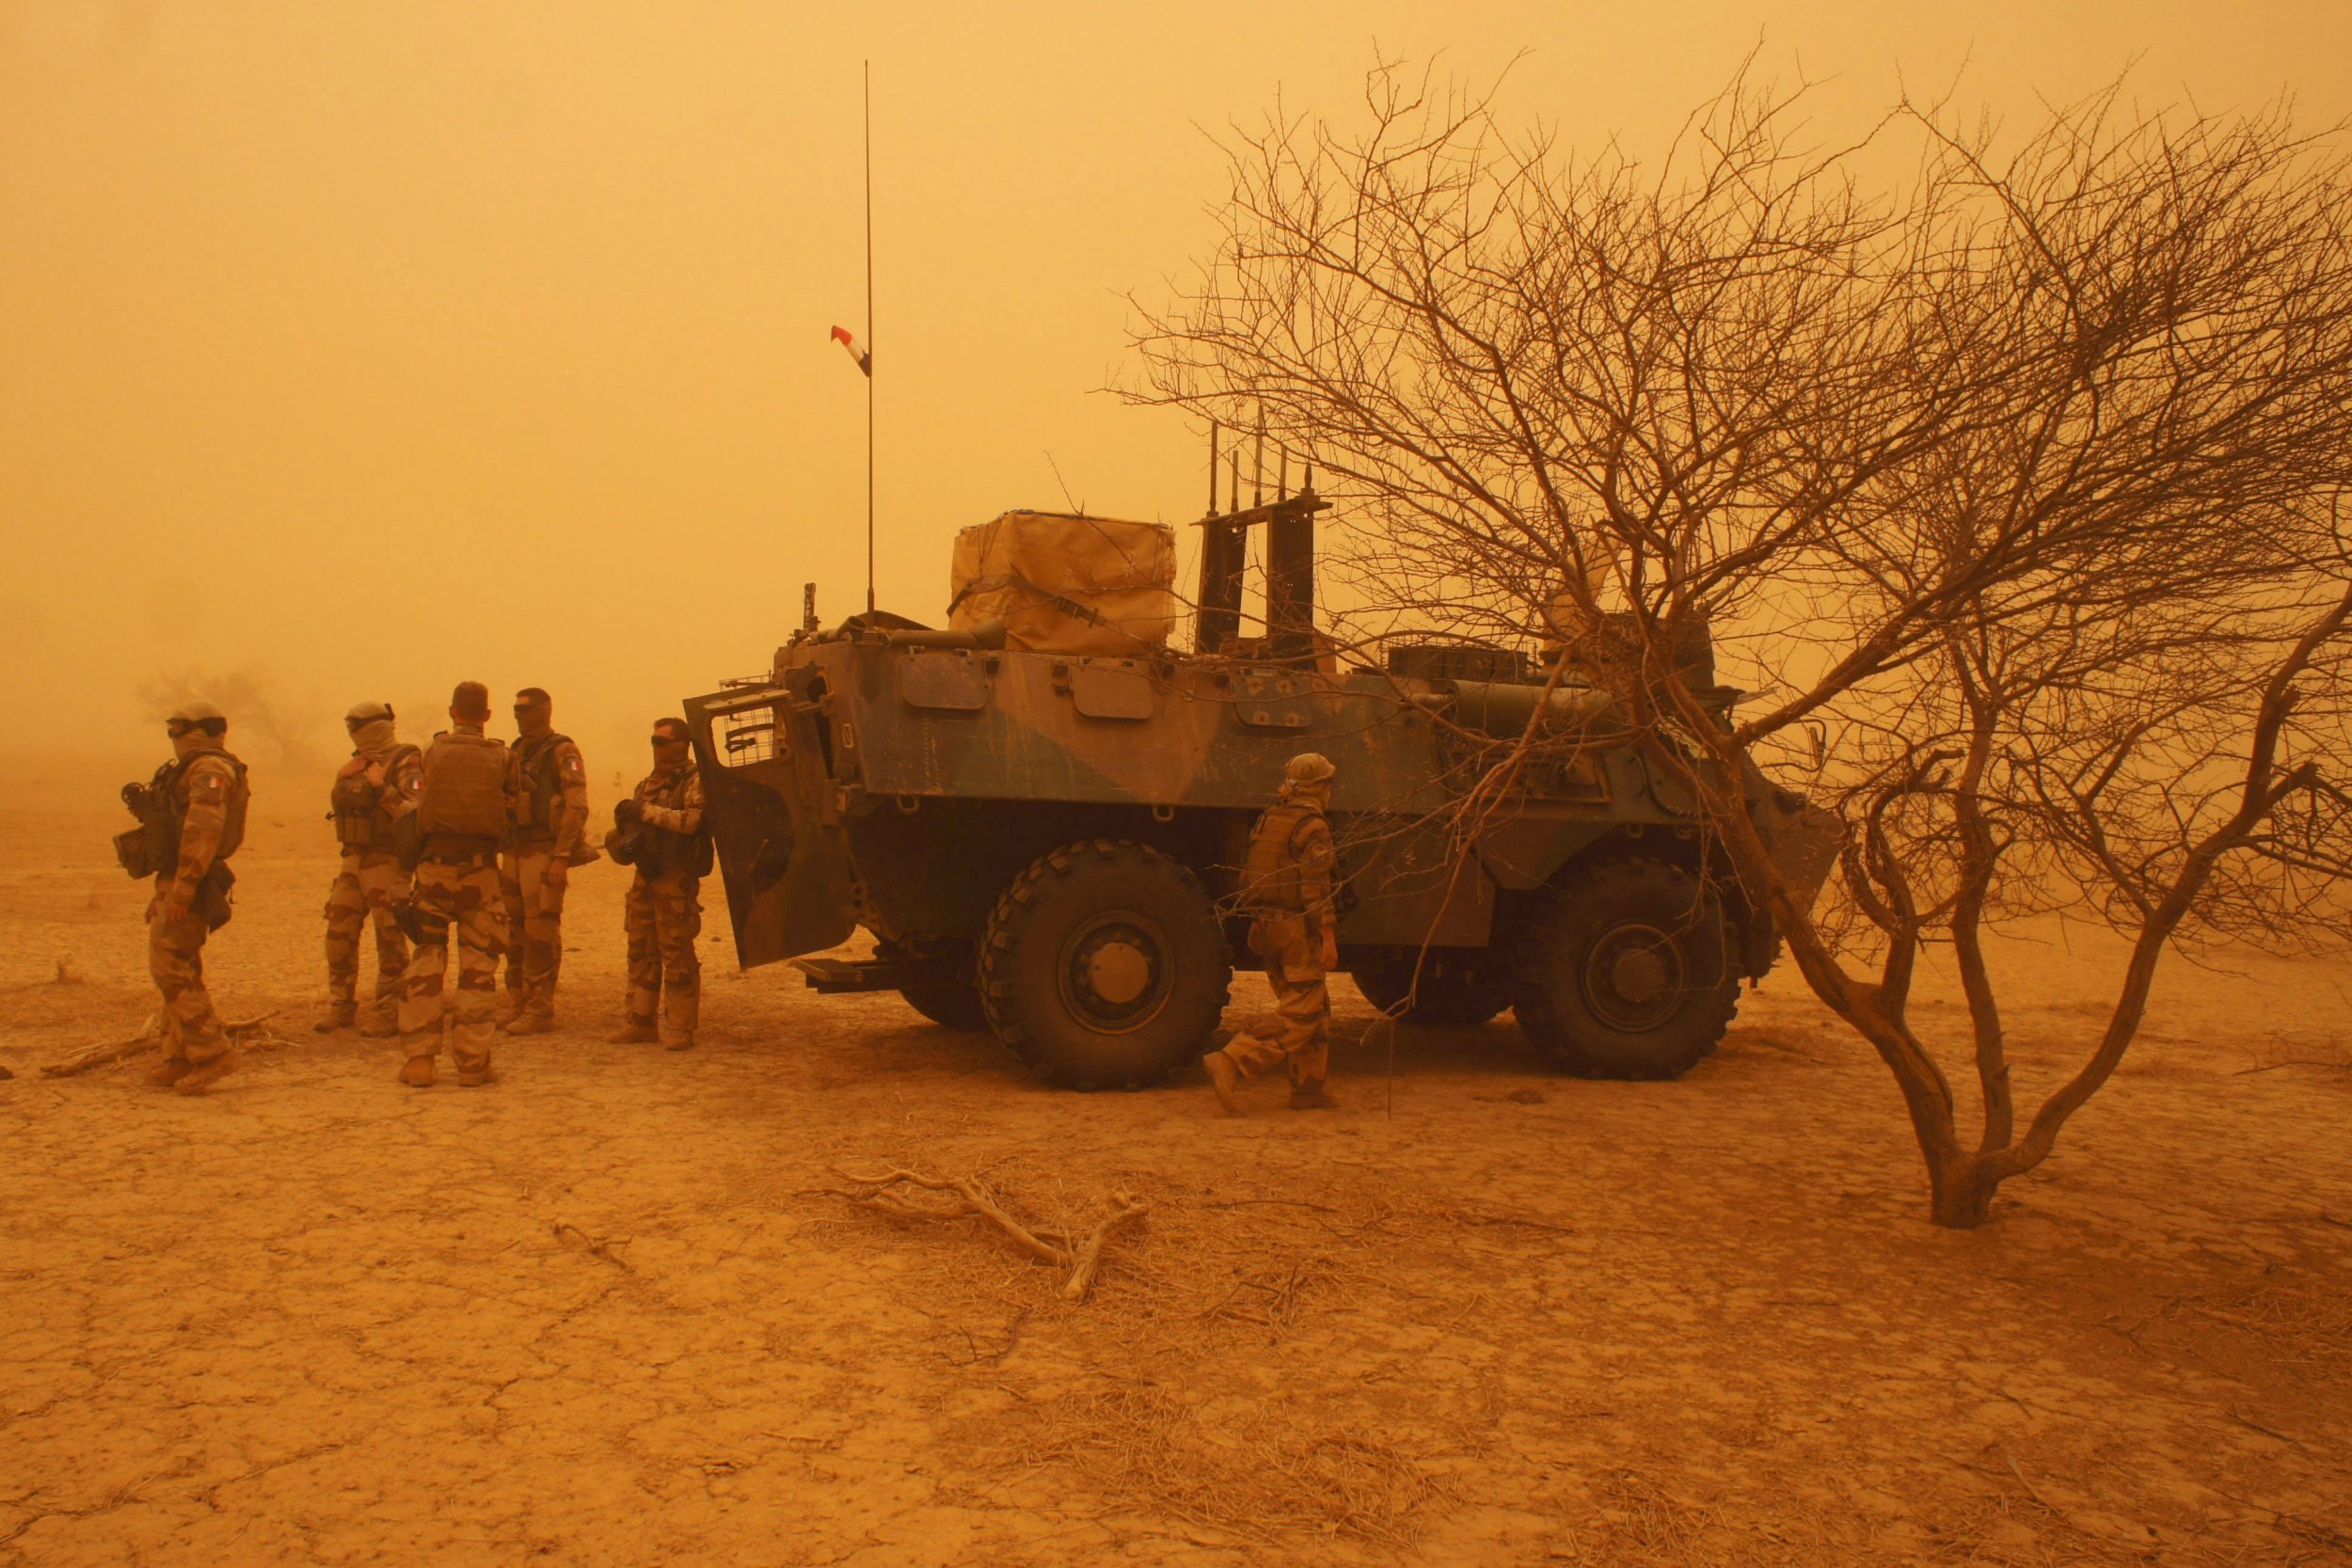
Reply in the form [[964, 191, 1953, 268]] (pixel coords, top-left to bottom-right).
[[864, 59, 876, 615], [1252, 406, 1265, 508], [1207, 420, 1219, 515]]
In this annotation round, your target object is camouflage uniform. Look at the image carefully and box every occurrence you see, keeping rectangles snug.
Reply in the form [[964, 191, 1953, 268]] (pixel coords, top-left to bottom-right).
[[1207, 756, 1337, 1106], [500, 728, 588, 1026], [621, 764, 707, 1047], [321, 714, 420, 1034], [145, 742, 250, 1078], [392, 721, 511, 1083]]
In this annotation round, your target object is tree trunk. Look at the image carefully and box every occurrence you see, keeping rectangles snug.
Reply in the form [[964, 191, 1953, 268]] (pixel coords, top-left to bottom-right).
[[1927, 1151, 2000, 1229]]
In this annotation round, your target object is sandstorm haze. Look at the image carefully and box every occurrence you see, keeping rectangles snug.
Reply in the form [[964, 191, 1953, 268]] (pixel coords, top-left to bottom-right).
[[5, 0, 2348, 777]]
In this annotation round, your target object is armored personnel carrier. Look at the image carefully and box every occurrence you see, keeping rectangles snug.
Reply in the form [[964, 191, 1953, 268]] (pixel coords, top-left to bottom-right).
[[685, 477, 1837, 1090]]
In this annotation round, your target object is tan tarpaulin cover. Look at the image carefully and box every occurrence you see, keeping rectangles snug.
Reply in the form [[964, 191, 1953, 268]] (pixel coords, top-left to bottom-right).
[[947, 511, 1177, 656]]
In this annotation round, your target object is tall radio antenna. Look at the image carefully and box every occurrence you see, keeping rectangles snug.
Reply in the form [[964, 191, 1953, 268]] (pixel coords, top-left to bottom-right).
[[826, 71, 880, 614], [864, 59, 876, 615]]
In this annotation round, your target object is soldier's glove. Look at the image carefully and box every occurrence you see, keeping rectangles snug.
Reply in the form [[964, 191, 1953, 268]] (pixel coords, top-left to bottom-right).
[[614, 799, 643, 826], [120, 782, 151, 816]]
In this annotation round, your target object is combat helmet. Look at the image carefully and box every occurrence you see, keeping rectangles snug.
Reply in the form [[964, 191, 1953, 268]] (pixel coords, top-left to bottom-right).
[[344, 700, 395, 725], [167, 700, 227, 731], [1284, 752, 1336, 788]]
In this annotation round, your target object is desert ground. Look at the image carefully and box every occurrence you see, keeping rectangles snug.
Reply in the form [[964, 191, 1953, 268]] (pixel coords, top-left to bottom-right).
[[2, 768, 2347, 1567]]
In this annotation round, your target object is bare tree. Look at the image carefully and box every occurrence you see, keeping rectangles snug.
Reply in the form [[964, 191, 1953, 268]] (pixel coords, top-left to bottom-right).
[[1130, 59, 2352, 1226]]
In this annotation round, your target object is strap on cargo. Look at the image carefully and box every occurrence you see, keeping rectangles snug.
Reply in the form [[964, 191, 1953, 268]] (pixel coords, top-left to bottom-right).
[[946, 571, 1108, 626]]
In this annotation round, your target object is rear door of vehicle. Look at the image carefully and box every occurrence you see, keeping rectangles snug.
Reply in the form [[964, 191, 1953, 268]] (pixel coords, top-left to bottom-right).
[[683, 679, 855, 967]]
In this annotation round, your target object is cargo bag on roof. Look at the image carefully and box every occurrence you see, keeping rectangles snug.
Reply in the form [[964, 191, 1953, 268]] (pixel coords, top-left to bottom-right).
[[947, 511, 1176, 657]]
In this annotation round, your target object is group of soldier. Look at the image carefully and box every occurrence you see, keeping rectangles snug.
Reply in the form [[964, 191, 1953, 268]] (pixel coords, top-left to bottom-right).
[[120, 681, 712, 1094], [120, 687, 1345, 1113]]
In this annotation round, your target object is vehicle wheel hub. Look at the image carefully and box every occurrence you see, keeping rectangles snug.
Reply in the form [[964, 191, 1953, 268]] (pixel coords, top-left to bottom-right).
[[1060, 914, 1171, 1033], [1582, 922, 1683, 1032], [1610, 948, 1669, 1004], [1086, 941, 1152, 1006]]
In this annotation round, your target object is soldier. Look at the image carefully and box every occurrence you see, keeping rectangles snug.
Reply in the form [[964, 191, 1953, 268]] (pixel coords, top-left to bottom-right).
[[498, 687, 589, 1035], [1202, 752, 1340, 1114], [389, 682, 511, 1088], [117, 701, 251, 1094], [316, 700, 420, 1037], [606, 717, 710, 1051]]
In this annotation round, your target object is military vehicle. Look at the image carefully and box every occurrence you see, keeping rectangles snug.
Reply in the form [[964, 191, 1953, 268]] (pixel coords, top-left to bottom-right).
[[684, 469, 1838, 1090]]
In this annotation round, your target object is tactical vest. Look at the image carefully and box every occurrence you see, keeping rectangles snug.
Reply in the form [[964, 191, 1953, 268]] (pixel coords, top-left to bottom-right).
[[509, 732, 573, 843], [1239, 801, 1320, 912], [330, 743, 421, 850], [418, 730, 509, 853], [160, 747, 250, 864], [638, 766, 714, 878]]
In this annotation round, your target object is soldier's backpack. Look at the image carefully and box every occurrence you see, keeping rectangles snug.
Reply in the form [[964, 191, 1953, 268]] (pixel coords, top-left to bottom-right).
[[113, 750, 249, 879], [113, 762, 175, 879], [330, 743, 422, 851], [418, 731, 509, 842], [1238, 801, 1320, 912]]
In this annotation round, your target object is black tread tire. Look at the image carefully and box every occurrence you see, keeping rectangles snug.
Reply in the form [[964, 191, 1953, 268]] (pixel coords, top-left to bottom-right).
[[1510, 858, 1740, 1080], [978, 839, 1232, 1089], [875, 937, 990, 1033], [898, 979, 989, 1033], [1350, 951, 1512, 1025]]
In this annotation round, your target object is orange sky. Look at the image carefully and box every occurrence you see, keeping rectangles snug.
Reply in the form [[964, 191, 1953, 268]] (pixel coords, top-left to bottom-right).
[[6, 0, 2349, 774]]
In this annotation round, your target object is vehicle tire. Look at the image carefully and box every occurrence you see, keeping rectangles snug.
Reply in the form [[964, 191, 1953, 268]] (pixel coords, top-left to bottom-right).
[[875, 938, 990, 1032], [1350, 950, 1512, 1025], [978, 839, 1232, 1089], [898, 978, 989, 1032], [1509, 858, 1739, 1079]]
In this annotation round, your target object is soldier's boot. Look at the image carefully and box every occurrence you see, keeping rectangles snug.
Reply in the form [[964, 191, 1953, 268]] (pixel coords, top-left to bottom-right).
[[662, 1031, 694, 1053], [1201, 1050, 1242, 1116], [502, 1012, 551, 1036], [1288, 1079, 1338, 1111], [358, 1009, 400, 1039], [314, 1002, 358, 1035], [493, 998, 523, 1028], [455, 1058, 494, 1088], [175, 1052, 239, 1095], [398, 1054, 437, 1088], [145, 1055, 192, 1088], [606, 1018, 658, 1044]]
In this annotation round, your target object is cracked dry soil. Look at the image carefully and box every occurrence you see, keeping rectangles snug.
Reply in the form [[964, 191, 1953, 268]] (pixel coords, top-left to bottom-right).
[[2, 771, 2348, 1566]]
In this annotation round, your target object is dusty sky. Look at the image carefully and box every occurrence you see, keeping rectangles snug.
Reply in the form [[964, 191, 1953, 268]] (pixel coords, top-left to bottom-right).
[[6, 0, 2349, 778]]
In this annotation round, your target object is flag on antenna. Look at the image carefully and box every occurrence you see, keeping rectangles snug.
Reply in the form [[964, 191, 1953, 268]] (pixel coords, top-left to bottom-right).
[[830, 325, 871, 376]]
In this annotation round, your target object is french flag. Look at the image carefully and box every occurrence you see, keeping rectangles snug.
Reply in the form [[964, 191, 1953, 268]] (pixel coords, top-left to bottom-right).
[[830, 325, 871, 377]]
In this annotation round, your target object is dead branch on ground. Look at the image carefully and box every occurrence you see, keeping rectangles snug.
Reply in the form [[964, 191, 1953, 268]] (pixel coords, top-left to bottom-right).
[[552, 1221, 635, 1273], [40, 1011, 288, 1078], [822, 1166, 1149, 1303]]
